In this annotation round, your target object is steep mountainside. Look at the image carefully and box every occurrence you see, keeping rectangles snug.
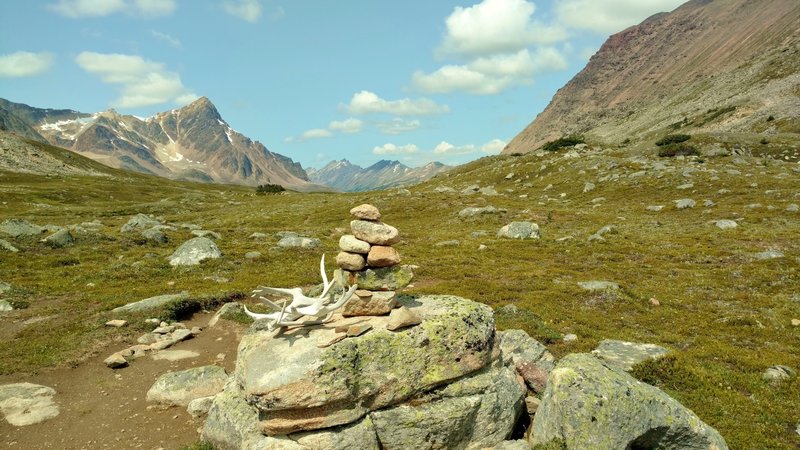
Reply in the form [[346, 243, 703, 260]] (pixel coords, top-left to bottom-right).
[[504, 0, 800, 154], [308, 159, 449, 192], [0, 97, 319, 191], [0, 130, 118, 177]]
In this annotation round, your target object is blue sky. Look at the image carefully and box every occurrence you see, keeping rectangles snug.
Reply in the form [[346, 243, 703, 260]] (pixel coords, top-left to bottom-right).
[[0, 0, 685, 170]]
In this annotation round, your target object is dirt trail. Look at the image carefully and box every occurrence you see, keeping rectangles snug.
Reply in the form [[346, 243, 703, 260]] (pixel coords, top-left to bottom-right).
[[0, 312, 246, 450]]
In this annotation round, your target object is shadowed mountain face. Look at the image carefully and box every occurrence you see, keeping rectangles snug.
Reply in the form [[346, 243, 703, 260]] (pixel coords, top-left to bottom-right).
[[0, 97, 317, 191], [504, 0, 800, 154], [308, 159, 450, 192]]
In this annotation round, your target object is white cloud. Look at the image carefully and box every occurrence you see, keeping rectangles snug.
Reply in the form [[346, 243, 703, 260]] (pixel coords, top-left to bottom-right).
[[328, 118, 363, 134], [377, 118, 421, 135], [48, 0, 176, 17], [438, 0, 567, 58], [0, 51, 54, 78], [223, 0, 262, 23], [302, 128, 333, 139], [373, 143, 420, 156], [75, 51, 196, 108], [433, 141, 477, 156], [413, 48, 567, 95], [345, 90, 449, 116], [481, 138, 507, 154], [555, 0, 685, 34], [150, 30, 182, 48]]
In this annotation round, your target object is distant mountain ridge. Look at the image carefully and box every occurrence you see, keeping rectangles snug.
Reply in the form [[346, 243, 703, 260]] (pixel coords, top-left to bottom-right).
[[504, 0, 800, 154], [0, 97, 321, 191], [308, 159, 450, 192]]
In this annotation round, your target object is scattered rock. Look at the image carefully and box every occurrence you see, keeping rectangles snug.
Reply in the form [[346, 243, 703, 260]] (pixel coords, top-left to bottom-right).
[[350, 204, 381, 220], [577, 280, 619, 291], [386, 306, 422, 330], [497, 222, 540, 239], [345, 323, 373, 337], [120, 214, 161, 233], [146, 365, 228, 407], [787, 204, 799, 212], [674, 198, 696, 209], [43, 229, 74, 248], [0, 238, 19, 253], [498, 329, 555, 393], [530, 353, 729, 449], [434, 240, 460, 247], [151, 350, 200, 361], [563, 334, 578, 343], [0, 281, 12, 295], [105, 319, 127, 327], [343, 290, 396, 316], [192, 230, 221, 240], [339, 234, 371, 254], [104, 352, 128, 369], [458, 206, 501, 218], [0, 219, 44, 237], [762, 365, 796, 383], [715, 219, 738, 230], [276, 233, 321, 250], [141, 227, 168, 244], [791, 319, 800, 327], [0, 300, 12, 312], [752, 250, 784, 260], [168, 237, 222, 266], [111, 291, 189, 314], [188, 395, 216, 418], [0, 383, 60, 426], [171, 328, 193, 343], [591, 340, 670, 371], [583, 182, 595, 193], [646, 205, 664, 212], [249, 232, 267, 239], [244, 251, 261, 260], [677, 183, 694, 190], [208, 302, 245, 327]]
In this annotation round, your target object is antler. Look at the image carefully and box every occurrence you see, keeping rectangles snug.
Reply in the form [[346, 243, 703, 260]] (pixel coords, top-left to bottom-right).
[[244, 254, 357, 330]]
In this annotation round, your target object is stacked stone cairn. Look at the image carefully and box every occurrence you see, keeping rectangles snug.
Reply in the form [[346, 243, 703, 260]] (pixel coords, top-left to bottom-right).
[[334, 204, 414, 317]]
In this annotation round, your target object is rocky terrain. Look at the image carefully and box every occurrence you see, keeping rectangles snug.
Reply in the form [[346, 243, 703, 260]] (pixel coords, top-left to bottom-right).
[[308, 159, 450, 192], [0, 131, 116, 178], [504, 0, 800, 154], [0, 97, 319, 191]]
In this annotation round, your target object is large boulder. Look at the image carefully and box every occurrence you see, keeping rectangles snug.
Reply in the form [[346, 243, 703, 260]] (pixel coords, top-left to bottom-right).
[[530, 353, 728, 450], [146, 365, 228, 407], [234, 295, 496, 435], [498, 329, 555, 393], [168, 237, 222, 266], [591, 340, 670, 372], [0, 383, 60, 426], [43, 229, 74, 248], [0, 219, 44, 238], [335, 265, 414, 291]]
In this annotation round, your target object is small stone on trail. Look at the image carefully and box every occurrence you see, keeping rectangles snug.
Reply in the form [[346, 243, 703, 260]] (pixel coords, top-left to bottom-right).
[[104, 353, 128, 369], [151, 350, 199, 361]]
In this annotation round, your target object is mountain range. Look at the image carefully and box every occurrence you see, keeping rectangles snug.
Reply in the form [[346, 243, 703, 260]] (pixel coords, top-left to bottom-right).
[[307, 159, 450, 192], [504, 0, 800, 154]]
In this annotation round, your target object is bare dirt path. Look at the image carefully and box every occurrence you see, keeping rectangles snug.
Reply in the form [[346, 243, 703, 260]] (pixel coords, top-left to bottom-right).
[[0, 312, 246, 450]]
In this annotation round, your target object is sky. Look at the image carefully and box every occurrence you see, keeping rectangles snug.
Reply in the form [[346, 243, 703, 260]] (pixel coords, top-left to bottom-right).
[[0, 0, 687, 170]]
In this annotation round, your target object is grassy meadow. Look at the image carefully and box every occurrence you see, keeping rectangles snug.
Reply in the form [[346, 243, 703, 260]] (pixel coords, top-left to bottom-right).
[[1, 140, 799, 449]]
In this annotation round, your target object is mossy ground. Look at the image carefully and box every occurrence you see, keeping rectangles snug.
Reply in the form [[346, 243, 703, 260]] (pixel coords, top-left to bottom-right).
[[1, 143, 799, 449]]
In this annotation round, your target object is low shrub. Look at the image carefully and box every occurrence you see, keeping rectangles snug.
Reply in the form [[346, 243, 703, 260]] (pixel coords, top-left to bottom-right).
[[658, 143, 699, 157], [256, 184, 285, 194], [540, 136, 585, 152], [655, 134, 691, 147]]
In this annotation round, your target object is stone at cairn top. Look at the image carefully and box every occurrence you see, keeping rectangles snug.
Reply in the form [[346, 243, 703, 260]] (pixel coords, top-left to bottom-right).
[[350, 204, 381, 221]]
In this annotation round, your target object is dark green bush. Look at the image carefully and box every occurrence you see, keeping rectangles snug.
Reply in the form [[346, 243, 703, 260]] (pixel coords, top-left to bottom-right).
[[760, 138, 769, 145], [161, 292, 246, 321], [657, 143, 699, 157], [766, 115, 775, 122], [256, 184, 285, 194], [540, 136, 585, 152], [655, 134, 691, 147]]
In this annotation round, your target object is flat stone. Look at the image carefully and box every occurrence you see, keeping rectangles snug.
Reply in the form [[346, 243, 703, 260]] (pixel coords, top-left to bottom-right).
[[43, 229, 74, 248], [105, 319, 128, 327], [0, 383, 59, 426], [435, 240, 460, 247], [292, 416, 380, 450], [111, 291, 189, 314], [276, 234, 320, 250], [346, 323, 373, 337], [577, 280, 619, 291], [336, 251, 366, 271], [351, 220, 400, 246], [591, 340, 670, 371], [752, 250, 784, 260], [350, 204, 381, 220], [339, 235, 371, 254], [715, 219, 738, 230], [208, 302, 245, 327], [386, 306, 421, 331], [646, 205, 664, 212], [146, 365, 228, 407], [168, 237, 222, 266], [120, 214, 161, 233], [675, 198, 696, 209], [343, 291, 396, 317], [0, 300, 12, 312], [458, 206, 501, 218], [151, 350, 200, 361], [244, 251, 262, 259], [192, 230, 221, 240], [171, 328, 193, 342], [0, 219, 44, 237], [367, 245, 401, 267], [762, 365, 796, 382]]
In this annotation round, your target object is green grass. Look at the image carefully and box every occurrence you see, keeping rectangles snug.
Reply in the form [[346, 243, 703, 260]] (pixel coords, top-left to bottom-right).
[[1, 143, 799, 448]]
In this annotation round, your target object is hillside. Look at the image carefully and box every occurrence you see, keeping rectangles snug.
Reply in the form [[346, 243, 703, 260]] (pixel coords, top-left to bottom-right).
[[504, 0, 800, 154], [308, 159, 450, 192], [0, 97, 321, 191]]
